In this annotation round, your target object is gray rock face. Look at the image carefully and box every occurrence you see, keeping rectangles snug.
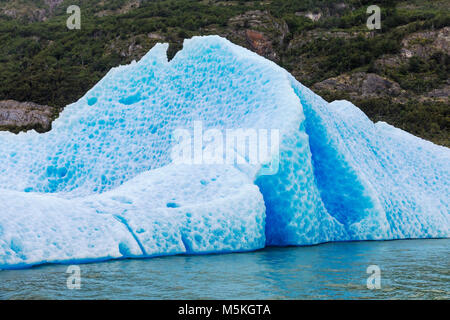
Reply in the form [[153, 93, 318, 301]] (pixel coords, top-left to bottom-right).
[[375, 27, 449, 71], [401, 27, 449, 59], [0, 0, 63, 22], [0, 100, 55, 133], [425, 82, 450, 101], [313, 72, 407, 101]]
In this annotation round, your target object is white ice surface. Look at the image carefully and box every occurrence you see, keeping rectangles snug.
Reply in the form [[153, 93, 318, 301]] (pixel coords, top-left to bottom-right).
[[0, 36, 448, 269]]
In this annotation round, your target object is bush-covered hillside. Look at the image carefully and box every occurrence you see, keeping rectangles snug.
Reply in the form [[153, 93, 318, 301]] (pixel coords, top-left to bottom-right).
[[0, 0, 448, 146]]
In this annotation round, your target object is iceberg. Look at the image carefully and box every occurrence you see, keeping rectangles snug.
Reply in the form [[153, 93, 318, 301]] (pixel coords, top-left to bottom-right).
[[0, 36, 448, 269]]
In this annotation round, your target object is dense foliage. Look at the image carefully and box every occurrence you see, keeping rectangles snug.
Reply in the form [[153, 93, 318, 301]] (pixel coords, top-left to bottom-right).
[[0, 0, 448, 145]]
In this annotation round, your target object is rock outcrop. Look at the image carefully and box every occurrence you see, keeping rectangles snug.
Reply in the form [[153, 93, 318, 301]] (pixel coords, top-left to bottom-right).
[[0, 0, 63, 22], [226, 10, 289, 62], [0, 100, 55, 133], [313, 72, 407, 102], [375, 27, 449, 71]]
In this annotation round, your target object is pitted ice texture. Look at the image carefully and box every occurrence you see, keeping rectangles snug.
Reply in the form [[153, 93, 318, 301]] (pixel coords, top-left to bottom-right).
[[0, 36, 448, 269]]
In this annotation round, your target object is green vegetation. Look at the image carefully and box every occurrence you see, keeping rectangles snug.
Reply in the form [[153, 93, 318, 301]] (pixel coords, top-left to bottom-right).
[[318, 90, 449, 146], [0, 0, 448, 146]]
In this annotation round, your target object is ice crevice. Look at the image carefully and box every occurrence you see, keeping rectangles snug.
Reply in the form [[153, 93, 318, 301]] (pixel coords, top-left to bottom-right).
[[0, 36, 448, 269], [113, 213, 147, 256]]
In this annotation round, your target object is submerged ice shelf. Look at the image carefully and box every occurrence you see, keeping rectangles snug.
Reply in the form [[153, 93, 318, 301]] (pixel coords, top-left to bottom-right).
[[0, 36, 448, 269]]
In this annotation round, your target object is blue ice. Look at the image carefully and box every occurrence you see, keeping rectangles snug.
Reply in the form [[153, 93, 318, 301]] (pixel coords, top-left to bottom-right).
[[0, 36, 448, 269]]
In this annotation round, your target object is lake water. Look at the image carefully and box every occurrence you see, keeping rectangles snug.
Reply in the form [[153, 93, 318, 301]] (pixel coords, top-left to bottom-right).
[[0, 239, 448, 299]]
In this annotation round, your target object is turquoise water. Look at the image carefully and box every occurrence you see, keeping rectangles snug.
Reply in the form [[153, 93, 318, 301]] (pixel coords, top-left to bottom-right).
[[0, 239, 448, 299]]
